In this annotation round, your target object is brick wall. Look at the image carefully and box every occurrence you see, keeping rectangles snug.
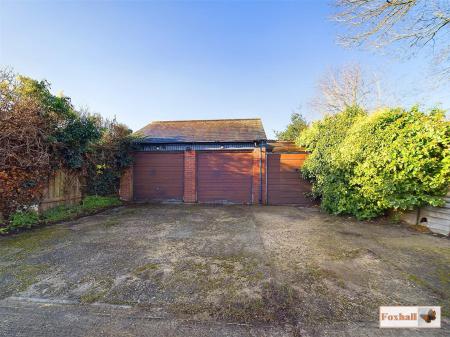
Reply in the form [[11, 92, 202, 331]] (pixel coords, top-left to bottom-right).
[[183, 150, 197, 203], [119, 166, 133, 201]]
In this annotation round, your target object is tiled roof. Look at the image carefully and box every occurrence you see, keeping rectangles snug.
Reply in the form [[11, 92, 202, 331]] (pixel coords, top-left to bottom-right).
[[267, 141, 308, 153], [136, 118, 267, 143]]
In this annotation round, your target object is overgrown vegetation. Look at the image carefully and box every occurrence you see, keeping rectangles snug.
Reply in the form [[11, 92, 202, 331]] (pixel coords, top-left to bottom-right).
[[0, 196, 121, 234], [85, 119, 135, 196], [42, 195, 121, 223], [298, 106, 449, 219], [8, 210, 40, 232], [0, 69, 134, 224]]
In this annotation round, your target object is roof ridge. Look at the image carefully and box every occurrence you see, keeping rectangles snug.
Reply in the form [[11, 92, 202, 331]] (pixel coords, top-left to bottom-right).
[[135, 118, 267, 142], [150, 118, 262, 123]]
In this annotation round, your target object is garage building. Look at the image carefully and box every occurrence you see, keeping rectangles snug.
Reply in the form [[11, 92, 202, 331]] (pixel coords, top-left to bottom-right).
[[120, 118, 312, 205]]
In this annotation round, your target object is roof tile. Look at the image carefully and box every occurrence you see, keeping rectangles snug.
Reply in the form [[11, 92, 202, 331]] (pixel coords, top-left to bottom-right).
[[136, 118, 267, 143]]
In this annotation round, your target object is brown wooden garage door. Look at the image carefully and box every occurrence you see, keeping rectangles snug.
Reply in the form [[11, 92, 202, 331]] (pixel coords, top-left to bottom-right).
[[197, 151, 253, 204], [267, 153, 312, 205], [133, 152, 184, 201]]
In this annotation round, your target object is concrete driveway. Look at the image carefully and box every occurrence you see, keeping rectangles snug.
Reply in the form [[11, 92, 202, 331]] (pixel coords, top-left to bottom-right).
[[0, 205, 449, 336]]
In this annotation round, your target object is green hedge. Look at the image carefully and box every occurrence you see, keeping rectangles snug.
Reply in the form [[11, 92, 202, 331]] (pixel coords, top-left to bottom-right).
[[298, 106, 449, 219]]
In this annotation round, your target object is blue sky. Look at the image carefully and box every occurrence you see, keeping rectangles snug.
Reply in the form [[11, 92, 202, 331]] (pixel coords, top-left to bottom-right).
[[1, 0, 448, 137]]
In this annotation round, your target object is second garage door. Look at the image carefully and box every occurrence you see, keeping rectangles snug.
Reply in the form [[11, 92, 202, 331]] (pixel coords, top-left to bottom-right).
[[133, 152, 184, 202], [197, 151, 253, 204]]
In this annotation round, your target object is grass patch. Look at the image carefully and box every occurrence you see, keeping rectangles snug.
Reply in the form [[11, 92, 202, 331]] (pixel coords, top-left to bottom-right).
[[80, 195, 122, 212], [43, 195, 121, 223], [1, 196, 122, 235], [0, 211, 40, 234], [42, 205, 79, 223]]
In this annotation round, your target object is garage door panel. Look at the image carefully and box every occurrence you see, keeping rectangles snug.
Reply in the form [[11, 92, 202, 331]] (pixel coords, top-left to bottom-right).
[[267, 178, 310, 185], [197, 151, 253, 204], [133, 172, 182, 179], [133, 170, 183, 176], [268, 196, 311, 205], [133, 157, 183, 164], [198, 174, 250, 180], [199, 189, 251, 195], [133, 152, 184, 201], [268, 172, 302, 179], [268, 168, 304, 174], [198, 183, 251, 188], [268, 187, 307, 193], [267, 154, 312, 205], [134, 165, 183, 170], [137, 158, 183, 168], [279, 154, 307, 160], [268, 191, 310, 198]]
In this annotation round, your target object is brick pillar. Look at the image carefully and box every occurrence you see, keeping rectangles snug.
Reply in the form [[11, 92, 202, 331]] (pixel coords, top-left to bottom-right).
[[252, 146, 266, 205], [119, 166, 133, 201], [183, 150, 197, 203]]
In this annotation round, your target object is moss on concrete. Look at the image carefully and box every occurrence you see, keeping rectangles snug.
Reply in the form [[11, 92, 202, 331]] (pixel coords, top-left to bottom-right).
[[330, 248, 365, 260], [80, 289, 108, 304], [0, 226, 70, 259], [100, 219, 120, 228], [133, 263, 159, 275], [0, 262, 49, 298]]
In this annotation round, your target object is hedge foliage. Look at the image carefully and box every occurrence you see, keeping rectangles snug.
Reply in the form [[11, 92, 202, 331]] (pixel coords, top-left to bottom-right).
[[85, 118, 135, 196], [298, 106, 449, 219], [0, 70, 134, 220]]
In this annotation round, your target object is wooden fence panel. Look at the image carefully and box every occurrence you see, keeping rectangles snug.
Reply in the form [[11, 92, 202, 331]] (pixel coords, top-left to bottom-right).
[[419, 191, 450, 236], [401, 190, 450, 236], [39, 170, 82, 212]]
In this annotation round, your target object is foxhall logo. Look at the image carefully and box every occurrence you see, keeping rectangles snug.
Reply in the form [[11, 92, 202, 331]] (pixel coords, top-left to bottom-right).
[[380, 306, 441, 328]]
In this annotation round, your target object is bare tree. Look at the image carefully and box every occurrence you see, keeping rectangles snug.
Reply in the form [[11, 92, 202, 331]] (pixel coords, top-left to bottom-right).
[[335, 0, 450, 79], [310, 64, 382, 115]]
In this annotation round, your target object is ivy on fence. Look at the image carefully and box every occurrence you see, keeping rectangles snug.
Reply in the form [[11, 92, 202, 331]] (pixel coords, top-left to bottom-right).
[[0, 70, 134, 222]]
